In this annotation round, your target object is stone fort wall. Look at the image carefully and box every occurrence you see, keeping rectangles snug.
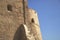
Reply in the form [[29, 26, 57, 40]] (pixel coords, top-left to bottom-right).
[[0, 0, 42, 40]]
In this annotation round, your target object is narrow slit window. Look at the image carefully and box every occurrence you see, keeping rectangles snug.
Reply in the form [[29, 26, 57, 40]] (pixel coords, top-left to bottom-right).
[[31, 18, 35, 23], [7, 4, 12, 11]]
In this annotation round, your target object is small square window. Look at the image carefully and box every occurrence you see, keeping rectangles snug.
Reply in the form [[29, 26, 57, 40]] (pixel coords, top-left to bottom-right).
[[7, 4, 12, 11]]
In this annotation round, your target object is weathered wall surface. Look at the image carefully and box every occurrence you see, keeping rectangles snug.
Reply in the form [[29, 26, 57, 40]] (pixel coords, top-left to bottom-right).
[[26, 9, 42, 40], [0, 0, 42, 40], [0, 0, 25, 40]]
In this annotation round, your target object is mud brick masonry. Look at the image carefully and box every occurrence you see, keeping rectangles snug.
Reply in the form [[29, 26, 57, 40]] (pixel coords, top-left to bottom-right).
[[0, 0, 42, 40]]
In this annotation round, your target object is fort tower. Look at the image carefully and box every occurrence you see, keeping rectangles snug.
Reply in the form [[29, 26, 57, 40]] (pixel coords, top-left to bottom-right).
[[0, 0, 42, 40]]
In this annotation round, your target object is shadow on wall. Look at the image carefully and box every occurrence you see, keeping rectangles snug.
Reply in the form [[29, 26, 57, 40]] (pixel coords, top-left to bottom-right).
[[13, 24, 27, 40]]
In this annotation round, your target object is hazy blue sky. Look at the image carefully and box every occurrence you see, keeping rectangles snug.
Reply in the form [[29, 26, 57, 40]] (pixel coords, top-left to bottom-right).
[[28, 0, 60, 40]]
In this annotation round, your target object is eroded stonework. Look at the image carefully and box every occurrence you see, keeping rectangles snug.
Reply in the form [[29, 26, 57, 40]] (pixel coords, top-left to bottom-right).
[[0, 0, 42, 40]]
